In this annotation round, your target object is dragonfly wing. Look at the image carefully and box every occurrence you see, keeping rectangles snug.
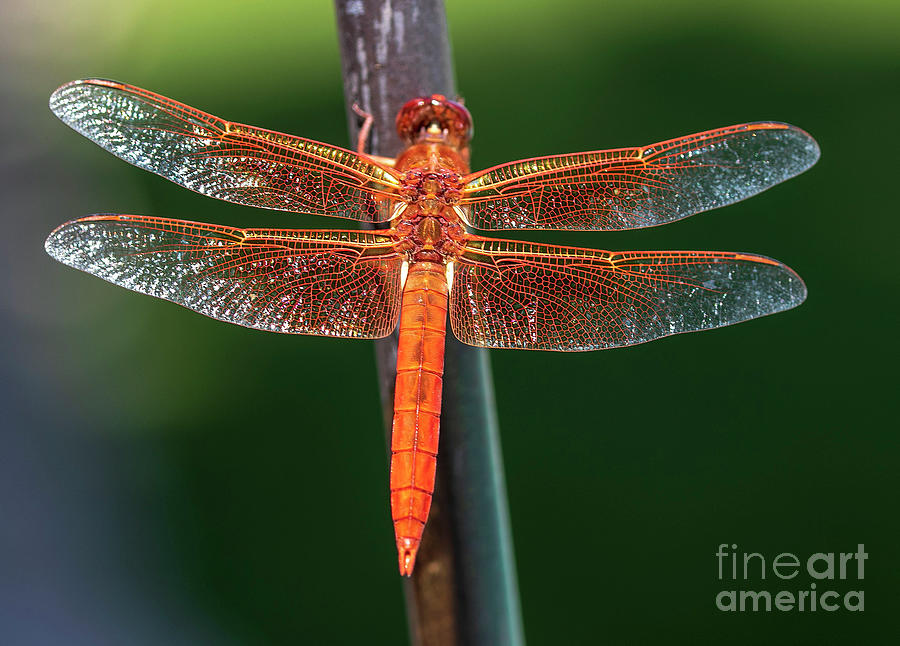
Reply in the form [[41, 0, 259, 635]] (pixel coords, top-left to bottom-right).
[[450, 236, 806, 351], [461, 123, 819, 230], [49, 79, 400, 222], [46, 215, 403, 338]]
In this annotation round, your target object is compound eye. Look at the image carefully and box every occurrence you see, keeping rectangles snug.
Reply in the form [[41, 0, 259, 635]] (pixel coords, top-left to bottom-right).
[[396, 95, 473, 144], [395, 97, 429, 143]]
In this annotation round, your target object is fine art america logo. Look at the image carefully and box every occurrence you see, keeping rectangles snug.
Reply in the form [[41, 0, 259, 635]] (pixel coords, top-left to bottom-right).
[[715, 544, 866, 612]]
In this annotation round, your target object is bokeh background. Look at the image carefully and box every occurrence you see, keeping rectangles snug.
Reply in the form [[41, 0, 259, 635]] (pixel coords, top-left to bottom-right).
[[2, 0, 898, 644]]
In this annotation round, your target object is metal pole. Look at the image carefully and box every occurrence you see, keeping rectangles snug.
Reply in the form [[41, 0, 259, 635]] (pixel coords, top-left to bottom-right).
[[333, 2, 525, 645]]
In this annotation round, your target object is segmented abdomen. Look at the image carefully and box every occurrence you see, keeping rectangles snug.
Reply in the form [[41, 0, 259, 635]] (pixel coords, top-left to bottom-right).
[[390, 261, 448, 575]]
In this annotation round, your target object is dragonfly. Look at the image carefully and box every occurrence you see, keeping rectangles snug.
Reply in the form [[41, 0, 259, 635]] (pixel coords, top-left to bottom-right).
[[45, 79, 818, 576]]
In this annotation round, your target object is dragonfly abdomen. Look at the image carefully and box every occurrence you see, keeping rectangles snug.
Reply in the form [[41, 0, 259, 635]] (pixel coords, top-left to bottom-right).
[[390, 261, 448, 575]]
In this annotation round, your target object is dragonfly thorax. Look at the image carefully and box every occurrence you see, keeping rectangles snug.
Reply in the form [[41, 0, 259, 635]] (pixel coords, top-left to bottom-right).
[[400, 168, 463, 214], [394, 215, 465, 264]]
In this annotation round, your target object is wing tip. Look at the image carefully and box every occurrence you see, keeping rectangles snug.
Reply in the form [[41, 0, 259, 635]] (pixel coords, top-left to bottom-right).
[[784, 264, 808, 310], [782, 123, 821, 173], [45, 213, 127, 261], [44, 228, 62, 261], [49, 78, 127, 117], [775, 274, 808, 314], [744, 254, 808, 316], [734, 251, 808, 311], [747, 120, 821, 173], [44, 219, 80, 264]]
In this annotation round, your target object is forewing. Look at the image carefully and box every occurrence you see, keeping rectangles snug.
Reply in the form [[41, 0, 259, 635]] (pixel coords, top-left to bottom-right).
[[461, 123, 819, 230], [450, 237, 806, 351], [46, 215, 403, 338], [49, 79, 400, 222]]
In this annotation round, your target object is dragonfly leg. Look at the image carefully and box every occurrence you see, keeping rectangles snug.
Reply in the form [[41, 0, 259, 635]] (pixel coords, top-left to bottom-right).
[[351, 102, 396, 167], [351, 102, 375, 156]]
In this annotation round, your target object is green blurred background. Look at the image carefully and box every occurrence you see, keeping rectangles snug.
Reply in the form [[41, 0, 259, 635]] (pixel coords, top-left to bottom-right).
[[2, 0, 897, 643]]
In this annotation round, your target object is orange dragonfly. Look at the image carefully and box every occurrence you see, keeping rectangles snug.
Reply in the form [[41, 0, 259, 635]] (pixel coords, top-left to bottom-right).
[[45, 79, 818, 576]]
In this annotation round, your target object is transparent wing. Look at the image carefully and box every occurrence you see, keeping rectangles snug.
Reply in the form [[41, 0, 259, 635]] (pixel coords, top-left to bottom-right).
[[450, 236, 806, 350], [49, 79, 401, 222], [46, 215, 403, 338], [461, 123, 819, 230]]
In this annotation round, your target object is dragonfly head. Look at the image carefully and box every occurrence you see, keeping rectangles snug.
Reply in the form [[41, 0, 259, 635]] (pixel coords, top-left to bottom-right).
[[396, 95, 473, 149]]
